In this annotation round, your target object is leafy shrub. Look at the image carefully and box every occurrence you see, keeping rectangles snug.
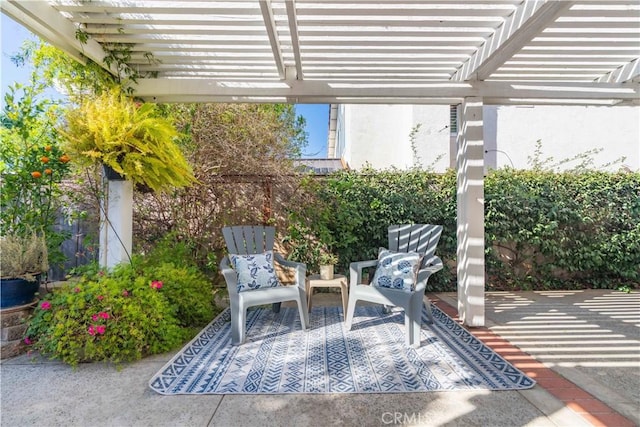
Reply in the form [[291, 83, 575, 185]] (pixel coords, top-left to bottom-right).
[[26, 276, 185, 366], [132, 103, 309, 277], [485, 170, 640, 289], [114, 257, 215, 327], [283, 168, 638, 291], [137, 231, 198, 267], [26, 258, 216, 366], [283, 168, 457, 290]]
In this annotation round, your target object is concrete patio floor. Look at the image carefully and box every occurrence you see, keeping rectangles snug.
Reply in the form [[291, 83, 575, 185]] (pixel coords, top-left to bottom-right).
[[1, 290, 638, 427]]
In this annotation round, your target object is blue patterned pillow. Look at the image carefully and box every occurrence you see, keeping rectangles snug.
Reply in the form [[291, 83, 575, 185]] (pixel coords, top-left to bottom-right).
[[229, 251, 281, 293], [371, 248, 423, 292]]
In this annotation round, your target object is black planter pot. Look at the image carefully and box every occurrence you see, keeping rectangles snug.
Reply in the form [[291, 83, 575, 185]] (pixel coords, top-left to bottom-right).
[[103, 164, 126, 180], [0, 278, 40, 309]]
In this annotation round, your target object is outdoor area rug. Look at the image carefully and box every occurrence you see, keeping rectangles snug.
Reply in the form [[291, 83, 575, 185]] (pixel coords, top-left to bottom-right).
[[149, 304, 535, 394]]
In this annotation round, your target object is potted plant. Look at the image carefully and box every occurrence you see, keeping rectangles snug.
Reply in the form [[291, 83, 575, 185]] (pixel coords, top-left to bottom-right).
[[0, 231, 48, 308], [282, 218, 341, 279], [318, 251, 338, 280], [59, 87, 196, 192]]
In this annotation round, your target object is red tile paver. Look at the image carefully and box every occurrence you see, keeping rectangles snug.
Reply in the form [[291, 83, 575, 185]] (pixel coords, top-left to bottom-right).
[[551, 387, 597, 401], [579, 413, 636, 427], [429, 294, 637, 427], [566, 400, 621, 414], [521, 367, 558, 379], [535, 376, 576, 388]]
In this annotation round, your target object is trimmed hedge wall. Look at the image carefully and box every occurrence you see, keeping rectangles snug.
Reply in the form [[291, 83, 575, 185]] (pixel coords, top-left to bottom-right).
[[485, 170, 639, 290], [287, 169, 639, 291]]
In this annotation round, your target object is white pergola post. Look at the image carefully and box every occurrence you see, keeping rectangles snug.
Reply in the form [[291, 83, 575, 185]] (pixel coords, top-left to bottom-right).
[[456, 97, 485, 327], [99, 180, 133, 269]]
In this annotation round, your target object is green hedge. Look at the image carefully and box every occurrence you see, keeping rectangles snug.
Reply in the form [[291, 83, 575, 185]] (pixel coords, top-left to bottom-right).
[[286, 169, 457, 289], [485, 170, 640, 289], [285, 168, 639, 291]]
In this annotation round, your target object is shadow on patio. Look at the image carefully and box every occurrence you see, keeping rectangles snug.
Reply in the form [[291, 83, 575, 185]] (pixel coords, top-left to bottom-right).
[[437, 289, 639, 426]]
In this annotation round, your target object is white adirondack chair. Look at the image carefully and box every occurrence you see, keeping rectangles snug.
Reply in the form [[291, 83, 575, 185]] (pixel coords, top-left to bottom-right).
[[345, 224, 444, 348], [220, 226, 309, 345]]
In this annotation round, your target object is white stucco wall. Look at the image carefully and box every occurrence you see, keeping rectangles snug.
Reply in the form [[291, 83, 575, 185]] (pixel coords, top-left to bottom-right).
[[338, 104, 450, 171], [345, 105, 413, 169], [337, 104, 640, 172], [490, 105, 640, 171], [335, 104, 350, 165], [411, 105, 451, 171]]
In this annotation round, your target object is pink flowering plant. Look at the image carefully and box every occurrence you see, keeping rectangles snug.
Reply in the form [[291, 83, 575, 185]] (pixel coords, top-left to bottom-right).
[[25, 256, 215, 366]]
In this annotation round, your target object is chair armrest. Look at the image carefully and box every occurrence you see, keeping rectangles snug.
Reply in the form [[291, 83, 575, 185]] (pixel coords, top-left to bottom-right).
[[414, 256, 443, 293], [422, 255, 443, 272], [274, 253, 307, 291], [349, 259, 378, 287], [273, 253, 304, 269], [219, 255, 239, 296]]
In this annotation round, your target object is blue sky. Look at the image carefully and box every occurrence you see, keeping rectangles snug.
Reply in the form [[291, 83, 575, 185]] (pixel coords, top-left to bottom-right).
[[1, 14, 329, 158], [295, 104, 330, 158]]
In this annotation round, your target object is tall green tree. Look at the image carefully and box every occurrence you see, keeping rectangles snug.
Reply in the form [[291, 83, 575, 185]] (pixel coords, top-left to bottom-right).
[[11, 40, 117, 101]]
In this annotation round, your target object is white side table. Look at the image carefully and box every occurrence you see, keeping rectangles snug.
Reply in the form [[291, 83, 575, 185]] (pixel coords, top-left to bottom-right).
[[306, 274, 348, 319]]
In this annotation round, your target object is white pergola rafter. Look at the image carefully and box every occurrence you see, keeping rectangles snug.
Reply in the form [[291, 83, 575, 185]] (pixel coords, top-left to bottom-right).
[[285, 0, 303, 80], [451, 0, 574, 81], [598, 57, 640, 83], [3, 0, 119, 75], [134, 79, 640, 105], [1, 0, 634, 105], [259, 0, 285, 79]]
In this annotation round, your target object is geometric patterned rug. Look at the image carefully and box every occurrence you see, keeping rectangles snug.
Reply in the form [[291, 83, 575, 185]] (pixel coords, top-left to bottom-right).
[[149, 304, 535, 394]]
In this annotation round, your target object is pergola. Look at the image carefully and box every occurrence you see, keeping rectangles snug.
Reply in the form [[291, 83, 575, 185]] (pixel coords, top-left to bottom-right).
[[3, 0, 639, 326]]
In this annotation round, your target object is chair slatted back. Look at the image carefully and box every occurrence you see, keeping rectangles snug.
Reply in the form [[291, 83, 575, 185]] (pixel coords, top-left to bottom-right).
[[388, 224, 443, 261], [222, 226, 275, 255]]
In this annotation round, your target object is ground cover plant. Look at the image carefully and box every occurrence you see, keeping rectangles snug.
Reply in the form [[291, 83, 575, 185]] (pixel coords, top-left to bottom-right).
[[25, 251, 217, 366]]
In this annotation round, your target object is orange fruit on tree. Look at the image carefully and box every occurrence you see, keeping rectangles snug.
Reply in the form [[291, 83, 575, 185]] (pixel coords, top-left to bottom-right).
[[31, 171, 42, 178], [59, 154, 70, 163], [44, 168, 53, 175], [41, 156, 50, 163], [44, 145, 52, 152]]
